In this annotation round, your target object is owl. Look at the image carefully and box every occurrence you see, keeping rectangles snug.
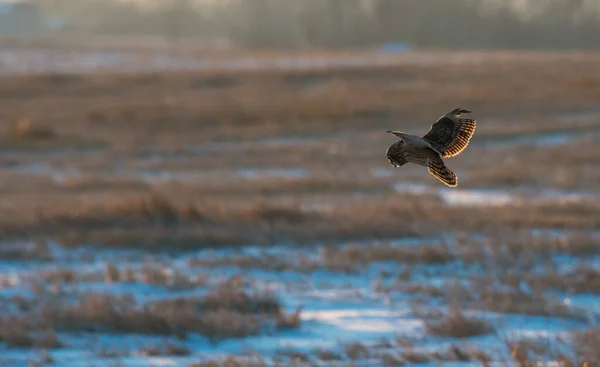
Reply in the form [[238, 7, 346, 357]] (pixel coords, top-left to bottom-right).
[[386, 108, 476, 187]]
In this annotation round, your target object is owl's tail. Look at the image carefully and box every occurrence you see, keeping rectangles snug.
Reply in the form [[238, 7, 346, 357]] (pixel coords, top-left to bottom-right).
[[428, 159, 458, 187]]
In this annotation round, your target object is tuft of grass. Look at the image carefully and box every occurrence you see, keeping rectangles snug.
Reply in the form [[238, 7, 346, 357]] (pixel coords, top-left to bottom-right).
[[0, 238, 54, 261], [506, 338, 552, 365], [544, 233, 600, 257], [395, 282, 446, 299], [195, 285, 281, 315], [345, 342, 370, 360], [400, 349, 431, 364], [275, 307, 302, 330], [0, 316, 63, 349], [247, 201, 314, 224], [322, 243, 454, 273], [109, 191, 206, 226], [40, 268, 78, 285], [105, 262, 120, 283], [0, 116, 106, 152], [380, 353, 404, 367], [139, 342, 192, 356], [315, 349, 343, 361], [473, 282, 585, 321], [0, 316, 35, 348], [574, 329, 600, 364], [7, 117, 57, 140], [138, 263, 207, 289], [33, 262, 207, 290], [399, 344, 490, 364], [190, 356, 268, 367], [526, 267, 600, 295], [423, 306, 495, 338], [190, 252, 318, 272], [274, 349, 310, 363]]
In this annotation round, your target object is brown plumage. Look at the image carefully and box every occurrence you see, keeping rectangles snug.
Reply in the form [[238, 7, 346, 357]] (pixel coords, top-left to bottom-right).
[[386, 108, 476, 187]]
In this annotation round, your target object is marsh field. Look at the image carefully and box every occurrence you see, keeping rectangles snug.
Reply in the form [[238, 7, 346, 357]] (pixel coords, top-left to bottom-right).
[[1, 44, 600, 367]]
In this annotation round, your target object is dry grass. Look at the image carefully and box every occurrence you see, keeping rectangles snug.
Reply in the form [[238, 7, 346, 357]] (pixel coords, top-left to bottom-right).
[[344, 342, 370, 360], [574, 329, 600, 364], [193, 285, 281, 315], [423, 306, 495, 338], [470, 280, 586, 322], [7, 117, 57, 140], [322, 243, 454, 272], [2, 174, 600, 252], [192, 241, 457, 275], [506, 338, 553, 365], [190, 253, 319, 272], [0, 238, 54, 261], [135, 338, 595, 367], [35, 262, 208, 290], [274, 349, 310, 363], [0, 115, 104, 152], [190, 356, 269, 367], [526, 267, 600, 295], [394, 282, 446, 298], [139, 342, 192, 357], [545, 233, 600, 256], [0, 51, 599, 252], [37, 190, 206, 229], [0, 316, 62, 348], [399, 345, 491, 364], [315, 349, 343, 362], [275, 307, 303, 330], [402, 276, 587, 322], [505, 330, 600, 366], [136, 263, 208, 289], [1, 190, 432, 249], [5, 191, 240, 250], [7, 189, 598, 252], [0, 285, 299, 345]]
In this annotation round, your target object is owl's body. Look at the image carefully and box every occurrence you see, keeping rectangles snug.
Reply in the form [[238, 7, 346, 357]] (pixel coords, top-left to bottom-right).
[[386, 108, 476, 187]]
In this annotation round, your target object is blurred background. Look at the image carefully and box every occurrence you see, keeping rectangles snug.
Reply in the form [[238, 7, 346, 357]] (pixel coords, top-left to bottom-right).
[[1, 1, 600, 366], [3, 0, 600, 49]]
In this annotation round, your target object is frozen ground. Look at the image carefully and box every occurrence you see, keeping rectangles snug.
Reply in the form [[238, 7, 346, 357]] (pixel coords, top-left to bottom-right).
[[0, 230, 599, 366]]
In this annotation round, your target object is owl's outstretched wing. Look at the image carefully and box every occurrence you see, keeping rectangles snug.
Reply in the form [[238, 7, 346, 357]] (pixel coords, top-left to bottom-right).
[[422, 108, 476, 158], [427, 152, 458, 187]]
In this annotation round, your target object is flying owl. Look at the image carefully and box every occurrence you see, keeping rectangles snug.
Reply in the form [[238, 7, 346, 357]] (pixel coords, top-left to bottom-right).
[[386, 108, 476, 187]]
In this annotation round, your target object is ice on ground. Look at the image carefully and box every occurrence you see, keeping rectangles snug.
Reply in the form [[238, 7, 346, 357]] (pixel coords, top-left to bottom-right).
[[392, 182, 432, 195], [236, 168, 309, 179], [483, 129, 600, 149], [1, 233, 599, 366], [10, 162, 84, 183], [392, 182, 597, 207], [439, 188, 517, 207], [137, 169, 217, 182]]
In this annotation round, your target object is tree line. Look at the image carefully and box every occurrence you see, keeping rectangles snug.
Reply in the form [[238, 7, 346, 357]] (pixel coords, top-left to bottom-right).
[[34, 0, 600, 49]]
